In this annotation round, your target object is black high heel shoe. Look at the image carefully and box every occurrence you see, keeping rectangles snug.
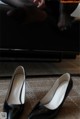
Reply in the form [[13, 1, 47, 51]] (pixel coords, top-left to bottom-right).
[[3, 66, 25, 119], [28, 73, 73, 119]]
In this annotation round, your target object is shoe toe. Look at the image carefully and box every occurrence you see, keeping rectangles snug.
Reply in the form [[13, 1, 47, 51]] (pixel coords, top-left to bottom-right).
[[28, 103, 52, 119]]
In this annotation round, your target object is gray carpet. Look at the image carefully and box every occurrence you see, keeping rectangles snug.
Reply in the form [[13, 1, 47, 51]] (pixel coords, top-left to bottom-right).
[[0, 55, 80, 77]]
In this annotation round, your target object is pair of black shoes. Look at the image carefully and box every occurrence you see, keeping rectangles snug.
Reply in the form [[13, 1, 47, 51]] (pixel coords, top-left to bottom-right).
[[3, 66, 73, 119]]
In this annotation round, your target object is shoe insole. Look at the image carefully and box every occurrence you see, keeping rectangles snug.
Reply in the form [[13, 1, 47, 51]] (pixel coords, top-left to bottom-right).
[[71, 3, 80, 18], [44, 81, 68, 110], [7, 74, 25, 105], [0, 1, 7, 5]]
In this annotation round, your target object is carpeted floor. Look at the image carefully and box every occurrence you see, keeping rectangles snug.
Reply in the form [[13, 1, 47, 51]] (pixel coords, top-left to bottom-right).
[[0, 76, 80, 119], [0, 55, 80, 77]]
